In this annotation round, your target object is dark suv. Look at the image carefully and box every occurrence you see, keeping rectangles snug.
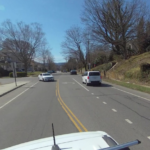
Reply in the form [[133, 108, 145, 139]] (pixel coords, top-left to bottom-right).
[[70, 70, 77, 75]]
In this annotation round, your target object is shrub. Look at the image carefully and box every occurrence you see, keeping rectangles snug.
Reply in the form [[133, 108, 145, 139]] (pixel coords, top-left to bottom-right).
[[9, 72, 27, 77], [140, 63, 150, 72], [139, 63, 150, 80], [9, 72, 13, 77], [0, 67, 12, 77]]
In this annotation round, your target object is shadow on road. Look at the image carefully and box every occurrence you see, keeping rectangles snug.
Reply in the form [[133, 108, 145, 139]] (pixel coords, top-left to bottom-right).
[[40, 80, 57, 82], [90, 83, 112, 87]]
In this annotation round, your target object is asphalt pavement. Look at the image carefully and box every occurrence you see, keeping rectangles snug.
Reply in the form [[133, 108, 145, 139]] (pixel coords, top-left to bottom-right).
[[0, 73, 150, 149]]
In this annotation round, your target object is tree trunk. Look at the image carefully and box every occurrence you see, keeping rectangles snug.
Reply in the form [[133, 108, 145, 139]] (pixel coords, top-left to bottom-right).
[[123, 40, 127, 59], [84, 64, 87, 71], [24, 63, 28, 74]]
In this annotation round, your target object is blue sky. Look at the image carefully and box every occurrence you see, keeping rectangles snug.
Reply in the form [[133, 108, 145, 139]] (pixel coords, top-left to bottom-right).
[[0, 0, 150, 63], [0, 0, 85, 63]]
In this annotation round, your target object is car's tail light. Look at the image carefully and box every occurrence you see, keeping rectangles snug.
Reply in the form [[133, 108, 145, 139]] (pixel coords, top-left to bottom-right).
[[87, 76, 89, 79], [101, 75, 102, 79]]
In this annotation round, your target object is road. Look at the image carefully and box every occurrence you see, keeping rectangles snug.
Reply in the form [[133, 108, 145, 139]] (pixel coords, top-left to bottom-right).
[[0, 73, 150, 149]]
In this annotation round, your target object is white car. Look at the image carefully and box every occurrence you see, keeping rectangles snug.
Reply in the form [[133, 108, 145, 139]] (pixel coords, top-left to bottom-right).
[[82, 71, 102, 86], [38, 73, 54, 82], [4, 131, 140, 150]]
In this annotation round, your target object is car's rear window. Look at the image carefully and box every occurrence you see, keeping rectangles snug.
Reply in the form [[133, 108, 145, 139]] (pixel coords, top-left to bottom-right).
[[71, 70, 76, 72], [102, 136, 117, 147], [43, 73, 50, 76], [89, 72, 100, 76]]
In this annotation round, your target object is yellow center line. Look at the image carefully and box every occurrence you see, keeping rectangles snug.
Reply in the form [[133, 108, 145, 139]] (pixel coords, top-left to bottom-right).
[[58, 98, 82, 132], [56, 80, 88, 132]]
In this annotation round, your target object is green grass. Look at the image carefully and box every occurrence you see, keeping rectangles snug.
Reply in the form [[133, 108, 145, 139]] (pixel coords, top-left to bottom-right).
[[0, 72, 43, 78], [104, 78, 150, 94], [0, 76, 10, 78], [27, 71, 43, 77]]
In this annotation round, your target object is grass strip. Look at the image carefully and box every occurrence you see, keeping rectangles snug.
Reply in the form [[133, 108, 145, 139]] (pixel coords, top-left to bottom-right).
[[104, 78, 150, 94]]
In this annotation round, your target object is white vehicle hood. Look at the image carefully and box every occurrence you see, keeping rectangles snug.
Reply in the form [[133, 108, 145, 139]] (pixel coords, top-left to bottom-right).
[[4, 131, 110, 150]]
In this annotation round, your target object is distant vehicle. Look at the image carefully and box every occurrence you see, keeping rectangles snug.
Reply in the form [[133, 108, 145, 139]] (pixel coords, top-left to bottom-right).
[[47, 70, 53, 74], [70, 70, 77, 75], [63, 70, 67, 72], [38, 73, 54, 82], [47, 70, 56, 73], [82, 71, 102, 86], [3, 131, 141, 150], [17, 69, 24, 72]]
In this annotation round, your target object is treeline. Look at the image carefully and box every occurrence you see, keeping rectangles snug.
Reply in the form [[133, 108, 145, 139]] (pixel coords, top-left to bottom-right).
[[61, 0, 150, 71], [0, 20, 55, 73]]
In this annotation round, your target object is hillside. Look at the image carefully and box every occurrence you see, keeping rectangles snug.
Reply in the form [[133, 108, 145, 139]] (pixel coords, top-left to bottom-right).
[[91, 52, 150, 84]]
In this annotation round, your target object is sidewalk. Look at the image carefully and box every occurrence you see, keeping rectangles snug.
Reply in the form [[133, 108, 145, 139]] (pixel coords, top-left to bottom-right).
[[0, 81, 29, 97]]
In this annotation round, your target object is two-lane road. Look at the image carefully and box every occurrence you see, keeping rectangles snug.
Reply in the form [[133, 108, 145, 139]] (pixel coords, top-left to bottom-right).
[[0, 73, 150, 149]]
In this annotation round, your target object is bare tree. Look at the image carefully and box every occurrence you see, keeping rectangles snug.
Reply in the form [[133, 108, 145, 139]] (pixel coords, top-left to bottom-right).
[[39, 42, 50, 70], [136, 17, 146, 54], [82, 0, 147, 59], [1, 20, 45, 73], [46, 52, 56, 71], [61, 26, 88, 71]]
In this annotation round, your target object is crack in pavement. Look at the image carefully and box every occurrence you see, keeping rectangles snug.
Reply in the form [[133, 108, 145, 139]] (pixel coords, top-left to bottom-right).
[[109, 97, 150, 122]]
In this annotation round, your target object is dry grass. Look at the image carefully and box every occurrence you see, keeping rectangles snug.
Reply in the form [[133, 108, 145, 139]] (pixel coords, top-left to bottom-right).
[[114, 52, 150, 75], [107, 52, 150, 83], [91, 62, 112, 72]]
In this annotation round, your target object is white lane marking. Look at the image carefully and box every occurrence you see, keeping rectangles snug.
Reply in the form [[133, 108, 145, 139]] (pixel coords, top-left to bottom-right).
[[72, 78, 89, 91], [96, 97, 99, 99], [91, 93, 94, 95], [112, 87, 150, 102], [112, 109, 117, 112], [147, 136, 150, 140], [125, 119, 133, 124], [103, 102, 107, 104], [0, 82, 39, 109]]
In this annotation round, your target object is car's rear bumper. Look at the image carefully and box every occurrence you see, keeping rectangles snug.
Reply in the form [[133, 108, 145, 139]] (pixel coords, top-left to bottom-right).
[[91, 81, 101, 84], [87, 80, 101, 84]]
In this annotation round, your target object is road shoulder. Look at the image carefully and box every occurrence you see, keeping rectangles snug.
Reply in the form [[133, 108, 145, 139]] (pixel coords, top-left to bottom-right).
[[0, 81, 29, 97]]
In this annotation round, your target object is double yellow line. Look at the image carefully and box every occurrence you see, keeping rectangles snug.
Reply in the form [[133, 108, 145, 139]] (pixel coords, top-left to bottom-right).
[[56, 80, 88, 132]]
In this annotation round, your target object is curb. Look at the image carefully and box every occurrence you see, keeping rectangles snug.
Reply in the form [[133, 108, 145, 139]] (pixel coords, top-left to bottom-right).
[[0, 83, 27, 97]]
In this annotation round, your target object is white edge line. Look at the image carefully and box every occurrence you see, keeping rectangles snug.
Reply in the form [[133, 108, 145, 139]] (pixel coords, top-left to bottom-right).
[[96, 97, 99, 99], [112, 87, 150, 102], [103, 102, 107, 104], [0, 82, 39, 109], [125, 119, 133, 124], [147, 136, 150, 140], [72, 78, 89, 91], [112, 109, 117, 112]]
